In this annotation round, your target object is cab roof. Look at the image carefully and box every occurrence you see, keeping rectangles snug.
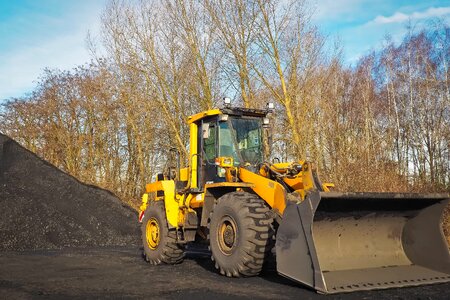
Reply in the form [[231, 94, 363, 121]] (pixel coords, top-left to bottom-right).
[[188, 107, 268, 124]]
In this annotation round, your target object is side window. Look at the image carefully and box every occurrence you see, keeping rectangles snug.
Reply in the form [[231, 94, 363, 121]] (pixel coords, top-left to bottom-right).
[[219, 121, 238, 163], [204, 125, 216, 163]]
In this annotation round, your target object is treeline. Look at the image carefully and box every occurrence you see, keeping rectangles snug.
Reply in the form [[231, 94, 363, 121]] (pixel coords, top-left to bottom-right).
[[1, 0, 449, 206]]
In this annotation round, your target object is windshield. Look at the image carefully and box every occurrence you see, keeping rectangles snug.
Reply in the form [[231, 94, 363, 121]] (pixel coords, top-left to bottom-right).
[[218, 117, 264, 165]]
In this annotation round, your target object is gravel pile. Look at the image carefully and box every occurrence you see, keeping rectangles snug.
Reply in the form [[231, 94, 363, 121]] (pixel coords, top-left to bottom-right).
[[0, 134, 140, 251]]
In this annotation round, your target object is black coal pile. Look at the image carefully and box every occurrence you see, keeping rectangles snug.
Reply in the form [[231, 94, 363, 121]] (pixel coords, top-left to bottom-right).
[[0, 134, 140, 251]]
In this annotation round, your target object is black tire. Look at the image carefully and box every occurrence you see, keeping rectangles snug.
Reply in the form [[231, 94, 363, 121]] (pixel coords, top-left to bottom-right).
[[208, 191, 274, 277], [141, 201, 184, 265]]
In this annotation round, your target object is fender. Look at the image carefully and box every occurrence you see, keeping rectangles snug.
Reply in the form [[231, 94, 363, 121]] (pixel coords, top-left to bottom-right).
[[239, 167, 287, 216], [139, 180, 178, 228]]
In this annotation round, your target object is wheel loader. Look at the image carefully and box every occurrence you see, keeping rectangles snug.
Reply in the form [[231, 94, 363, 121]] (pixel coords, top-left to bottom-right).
[[138, 103, 450, 294]]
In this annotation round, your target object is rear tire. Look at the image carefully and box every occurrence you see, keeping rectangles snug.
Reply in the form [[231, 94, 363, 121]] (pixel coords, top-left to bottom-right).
[[208, 192, 274, 277], [141, 201, 184, 265]]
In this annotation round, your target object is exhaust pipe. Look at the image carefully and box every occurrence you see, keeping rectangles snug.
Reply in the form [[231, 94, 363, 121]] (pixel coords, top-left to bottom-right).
[[276, 191, 450, 293]]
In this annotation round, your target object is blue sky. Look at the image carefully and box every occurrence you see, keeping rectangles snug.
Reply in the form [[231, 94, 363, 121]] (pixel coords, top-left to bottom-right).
[[0, 0, 106, 101], [0, 0, 449, 101], [314, 0, 450, 63]]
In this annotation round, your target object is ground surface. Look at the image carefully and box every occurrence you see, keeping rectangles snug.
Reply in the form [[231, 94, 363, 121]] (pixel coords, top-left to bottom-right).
[[1, 247, 449, 300]]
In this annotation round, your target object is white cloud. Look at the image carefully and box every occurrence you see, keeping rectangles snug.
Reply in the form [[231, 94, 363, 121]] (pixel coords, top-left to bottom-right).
[[340, 5, 450, 65], [372, 6, 450, 24]]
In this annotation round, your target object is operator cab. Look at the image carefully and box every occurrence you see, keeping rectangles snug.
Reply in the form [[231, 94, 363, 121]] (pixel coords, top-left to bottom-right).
[[196, 107, 270, 187]]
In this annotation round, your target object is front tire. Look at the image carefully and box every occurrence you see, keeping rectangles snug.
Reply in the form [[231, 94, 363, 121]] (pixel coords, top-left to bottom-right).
[[141, 200, 184, 265], [208, 192, 274, 277]]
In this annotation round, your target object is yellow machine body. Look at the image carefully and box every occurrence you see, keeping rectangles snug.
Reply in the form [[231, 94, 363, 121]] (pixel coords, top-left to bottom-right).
[[138, 107, 450, 294]]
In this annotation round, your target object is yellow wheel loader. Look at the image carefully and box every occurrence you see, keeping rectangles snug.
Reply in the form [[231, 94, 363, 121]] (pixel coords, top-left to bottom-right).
[[138, 104, 450, 294]]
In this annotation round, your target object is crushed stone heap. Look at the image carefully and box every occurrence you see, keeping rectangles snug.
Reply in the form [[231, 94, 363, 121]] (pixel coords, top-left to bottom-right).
[[0, 134, 140, 251]]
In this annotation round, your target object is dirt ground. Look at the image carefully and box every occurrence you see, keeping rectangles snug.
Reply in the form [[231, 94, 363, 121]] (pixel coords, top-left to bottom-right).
[[0, 247, 449, 300]]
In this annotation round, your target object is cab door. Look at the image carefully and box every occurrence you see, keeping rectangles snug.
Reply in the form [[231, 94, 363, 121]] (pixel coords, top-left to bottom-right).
[[200, 118, 218, 186]]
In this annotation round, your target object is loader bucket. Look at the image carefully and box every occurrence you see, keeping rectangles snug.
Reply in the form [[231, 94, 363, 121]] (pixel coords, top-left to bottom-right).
[[276, 191, 450, 294]]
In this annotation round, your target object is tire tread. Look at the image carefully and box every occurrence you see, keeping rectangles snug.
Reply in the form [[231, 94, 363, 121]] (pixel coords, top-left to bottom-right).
[[142, 201, 184, 265], [208, 192, 274, 277]]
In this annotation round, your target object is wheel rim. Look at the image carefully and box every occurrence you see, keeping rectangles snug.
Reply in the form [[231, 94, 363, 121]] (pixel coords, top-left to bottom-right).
[[218, 216, 237, 255], [146, 217, 160, 250]]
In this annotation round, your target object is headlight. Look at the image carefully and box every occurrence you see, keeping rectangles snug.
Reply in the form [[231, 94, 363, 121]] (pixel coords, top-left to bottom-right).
[[215, 156, 234, 167]]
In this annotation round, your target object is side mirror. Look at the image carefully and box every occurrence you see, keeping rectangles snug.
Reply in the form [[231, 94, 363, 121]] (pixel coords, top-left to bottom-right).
[[264, 126, 273, 157], [202, 123, 210, 139], [167, 148, 180, 180]]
